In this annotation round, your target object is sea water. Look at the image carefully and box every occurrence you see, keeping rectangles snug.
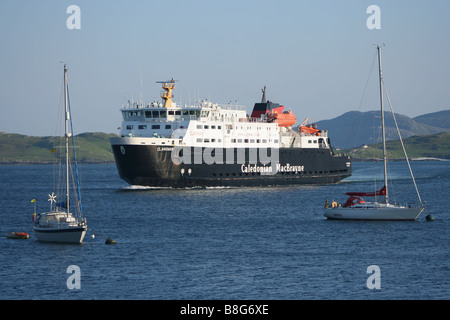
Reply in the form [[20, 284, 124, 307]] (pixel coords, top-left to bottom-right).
[[0, 161, 449, 300]]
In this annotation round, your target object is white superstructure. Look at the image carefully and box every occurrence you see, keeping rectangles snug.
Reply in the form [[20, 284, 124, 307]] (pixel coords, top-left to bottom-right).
[[118, 99, 331, 151]]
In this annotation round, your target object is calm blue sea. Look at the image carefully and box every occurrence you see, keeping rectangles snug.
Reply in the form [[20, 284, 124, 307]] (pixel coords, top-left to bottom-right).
[[0, 161, 449, 300]]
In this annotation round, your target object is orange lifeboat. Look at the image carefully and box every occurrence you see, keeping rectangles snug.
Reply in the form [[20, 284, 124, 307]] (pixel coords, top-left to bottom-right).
[[267, 110, 296, 127], [299, 123, 320, 135]]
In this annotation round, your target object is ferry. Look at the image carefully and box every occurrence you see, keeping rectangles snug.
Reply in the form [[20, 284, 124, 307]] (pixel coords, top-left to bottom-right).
[[110, 80, 351, 187]]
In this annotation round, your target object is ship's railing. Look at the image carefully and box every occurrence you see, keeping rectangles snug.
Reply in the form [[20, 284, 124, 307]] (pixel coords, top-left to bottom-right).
[[243, 117, 268, 123], [219, 104, 247, 111], [121, 101, 247, 111], [121, 101, 162, 109]]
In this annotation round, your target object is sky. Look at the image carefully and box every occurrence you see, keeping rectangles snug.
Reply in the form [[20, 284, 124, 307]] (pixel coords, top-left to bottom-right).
[[1, 0, 449, 136]]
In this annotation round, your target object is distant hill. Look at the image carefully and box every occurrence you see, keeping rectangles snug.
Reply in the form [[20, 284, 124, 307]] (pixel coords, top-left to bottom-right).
[[413, 110, 450, 130], [0, 132, 117, 164], [316, 110, 450, 149], [349, 132, 450, 160]]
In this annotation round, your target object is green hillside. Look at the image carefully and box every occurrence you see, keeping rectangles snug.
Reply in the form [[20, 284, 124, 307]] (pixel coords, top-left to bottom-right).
[[349, 132, 450, 160], [2, 131, 450, 164], [0, 132, 117, 163]]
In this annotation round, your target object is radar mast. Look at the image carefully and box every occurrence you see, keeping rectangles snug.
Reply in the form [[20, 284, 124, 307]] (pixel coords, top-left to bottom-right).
[[156, 78, 177, 108]]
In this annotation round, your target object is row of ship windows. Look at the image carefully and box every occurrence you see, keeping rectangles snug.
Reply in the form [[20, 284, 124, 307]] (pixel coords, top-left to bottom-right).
[[196, 138, 279, 144], [123, 110, 201, 119], [197, 124, 222, 130], [127, 124, 172, 130], [196, 124, 271, 131], [125, 124, 277, 134]]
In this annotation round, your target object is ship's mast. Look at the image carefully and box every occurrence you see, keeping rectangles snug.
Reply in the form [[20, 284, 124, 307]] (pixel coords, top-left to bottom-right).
[[157, 78, 177, 108], [64, 65, 70, 214], [377, 45, 389, 204]]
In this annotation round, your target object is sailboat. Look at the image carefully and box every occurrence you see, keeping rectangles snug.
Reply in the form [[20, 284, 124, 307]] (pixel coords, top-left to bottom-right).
[[33, 65, 87, 242], [324, 45, 430, 221]]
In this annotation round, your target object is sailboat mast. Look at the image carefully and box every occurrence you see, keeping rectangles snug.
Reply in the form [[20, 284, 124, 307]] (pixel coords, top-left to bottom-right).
[[377, 45, 389, 204], [64, 65, 70, 214]]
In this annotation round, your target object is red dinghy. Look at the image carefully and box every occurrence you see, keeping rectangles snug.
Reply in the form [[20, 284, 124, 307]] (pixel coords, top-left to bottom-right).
[[6, 232, 29, 239]]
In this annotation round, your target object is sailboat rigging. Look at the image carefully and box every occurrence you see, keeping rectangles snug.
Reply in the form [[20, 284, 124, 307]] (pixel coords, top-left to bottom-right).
[[33, 65, 88, 242], [324, 45, 433, 221]]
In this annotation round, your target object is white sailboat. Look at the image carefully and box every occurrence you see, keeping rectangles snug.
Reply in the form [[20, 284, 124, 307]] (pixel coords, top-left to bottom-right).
[[33, 65, 87, 242], [324, 45, 431, 221]]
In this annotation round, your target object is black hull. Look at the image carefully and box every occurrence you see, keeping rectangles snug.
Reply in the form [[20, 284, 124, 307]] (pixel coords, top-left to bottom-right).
[[110, 142, 351, 187]]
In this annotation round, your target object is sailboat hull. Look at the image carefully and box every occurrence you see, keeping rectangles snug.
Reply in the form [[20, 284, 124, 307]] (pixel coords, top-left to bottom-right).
[[324, 206, 423, 221], [34, 226, 87, 243]]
